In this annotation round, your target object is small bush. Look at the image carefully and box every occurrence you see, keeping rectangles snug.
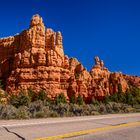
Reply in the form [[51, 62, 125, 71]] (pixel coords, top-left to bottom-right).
[[124, 106, 135, 113], [36, 90, 48, 101], [112, 103, 122, 113], [91, 111, 100, 115], [103, 95, 111, 104], [49, 111, 60, 117], [69, 95, 76, 104], [0, 90, 8, 104], [55, 93, 67, 104], [15, 106, 30, 119], [99, 104, 107, 114], [0, 104, 17, 119], [49, 103, 70, 116], [69, 104, 83, 116], [125, 92, 136, 106], [35, 111, 46, 118], [28, 88, 36, 102], [28, 100, 44, 118], [105, 103, 114, 113], [91, 97, 99, 105], [9, 91, 30, 108], [77, 94, 84, 105], [110, 93, 119, 103]]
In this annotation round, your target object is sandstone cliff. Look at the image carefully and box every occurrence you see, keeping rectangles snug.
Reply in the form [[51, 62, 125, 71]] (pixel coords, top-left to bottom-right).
[[0, 14, 139, 101]]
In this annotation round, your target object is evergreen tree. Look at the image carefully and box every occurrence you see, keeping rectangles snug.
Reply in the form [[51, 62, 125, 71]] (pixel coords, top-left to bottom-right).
[[77, 94, 84, 105], [118, 84, 122, 93], [9, 91, 30, 108], [69, 95, 76, 104], [56, 93, 67, 104], [103, 95, 110, 104], [37, 90, 47, 101]]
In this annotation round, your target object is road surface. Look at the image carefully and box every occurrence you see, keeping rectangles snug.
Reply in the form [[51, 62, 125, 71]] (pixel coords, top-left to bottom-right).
[[0, 113, 140, 140]]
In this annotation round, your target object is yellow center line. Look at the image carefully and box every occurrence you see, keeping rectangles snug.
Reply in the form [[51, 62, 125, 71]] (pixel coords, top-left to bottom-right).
[[35, 121, 140, 140]]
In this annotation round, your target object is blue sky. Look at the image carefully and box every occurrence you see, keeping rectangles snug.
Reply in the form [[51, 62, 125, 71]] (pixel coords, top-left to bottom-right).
[[0, 0, 140, 75]]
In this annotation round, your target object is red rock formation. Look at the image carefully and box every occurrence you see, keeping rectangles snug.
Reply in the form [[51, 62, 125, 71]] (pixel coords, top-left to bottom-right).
[[0, 14, 139, 101], [123, 74, 140, 88]]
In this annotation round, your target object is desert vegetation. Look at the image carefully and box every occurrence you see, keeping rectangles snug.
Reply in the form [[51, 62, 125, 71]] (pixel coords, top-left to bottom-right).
[[0, 83, 140, 119]]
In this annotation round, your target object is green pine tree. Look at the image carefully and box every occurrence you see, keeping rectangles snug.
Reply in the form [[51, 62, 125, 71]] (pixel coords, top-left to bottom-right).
[[77, 94, 84, 105]]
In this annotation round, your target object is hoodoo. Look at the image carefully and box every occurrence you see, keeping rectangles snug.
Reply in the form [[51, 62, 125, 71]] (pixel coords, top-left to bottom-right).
[[0, 14, 139, 101]]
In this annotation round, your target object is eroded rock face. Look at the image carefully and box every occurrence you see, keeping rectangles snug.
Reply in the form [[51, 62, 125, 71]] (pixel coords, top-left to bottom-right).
[[123, 74, 140, 89], [0, 14, 139, 101]]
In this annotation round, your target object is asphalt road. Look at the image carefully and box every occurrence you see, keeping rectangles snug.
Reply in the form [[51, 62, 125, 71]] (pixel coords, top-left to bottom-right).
[[0, 113, 140, 140]]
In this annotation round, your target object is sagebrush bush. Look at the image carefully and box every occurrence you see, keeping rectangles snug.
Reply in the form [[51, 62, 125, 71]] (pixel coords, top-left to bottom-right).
[[34, 111, 46, 118], [69, 104, 83, 116], [15, 106, 30, 119], [0, 86, 140, 119], [49, 111, 60, 117], [49, 103, 70, 116], [105, 103, 114, 113], [28, 100, 44, 118], [99, 104, 107, 114], [0, 104, 17, 119], [112, 102, 121, 113]]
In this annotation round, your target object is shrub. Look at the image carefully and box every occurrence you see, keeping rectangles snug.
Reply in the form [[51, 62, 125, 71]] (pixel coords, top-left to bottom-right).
[[9, 91, 30, 108], [69, 104, 83, 116], [117, 92, 126, 103], [118, 84, 123, 93], [127, 107, 135, 113], [82, 104, 94, 115], [112, 102, 122, 113], [0, 85, 140, 119], [55, 93, 67, 104], [28, 88, 36, 102], [0, 90, 8, 104], [125, 92, 137, 106], [35, 111, 46, 118], [28, 100, 43, 113], [99, 104, 107, 114], [44, 98, 54, 106], [49, 103, 70, 116], [105, 103, 114, 113], [103, 95, 111, 104], [133, 104, 140, 112], [15, 106, 30, 119], [91, 111, 100, 115], [110, 93, 119, 103], [91, 97, 99, 105], [89, 104, 99, 112], [123, 106, 135, 113], [0, 104, 17, 119], [49, 111, 60, 117], [77, 94, 84, 105], [69, 95, 76, 104], [36, 90, 48, 101]]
